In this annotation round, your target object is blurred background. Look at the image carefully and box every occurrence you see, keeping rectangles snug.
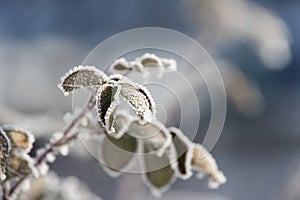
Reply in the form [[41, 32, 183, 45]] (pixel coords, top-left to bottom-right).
[[0, 0, 300, 200]]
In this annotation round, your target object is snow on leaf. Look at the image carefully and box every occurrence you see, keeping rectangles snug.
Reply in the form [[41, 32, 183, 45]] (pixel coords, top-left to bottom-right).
[[119, 77, 156, 123], [100, 134, 137, 177], [109, 58, 131, 73], [142, 142, 176, 197], [2, 125, 35, 153], [0, 127, 11, 181], [169, 127, 193, 180], [138, 53, 177, 78], [161, 58, 177, 72], [191, 144, 227, 189], [139, 53, 162, 67], [96, 83, 121, 134], [59, 66, 108, 96]]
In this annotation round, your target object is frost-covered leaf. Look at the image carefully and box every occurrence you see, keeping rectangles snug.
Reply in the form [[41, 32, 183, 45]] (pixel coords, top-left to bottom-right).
[[59, 66, 108, 96], [138, 53, 177, 78], [2, 125, 35, 153], [6, 152, 36, 179], [100, 134, 137, 177], [119, 78, 156, 122], [161, 58, 177, 72], [96, 83, 121, 134], [129, 119, 171, 157], [191, 144, 227, 189], [139, 53, 162, 67], [169, 127, 193, 180], [0, 127, 11, 181], [142, 142, 176, 197], [110, 58, 131, 73]]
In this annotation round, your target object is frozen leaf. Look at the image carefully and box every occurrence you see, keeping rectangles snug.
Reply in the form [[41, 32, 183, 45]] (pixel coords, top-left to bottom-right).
[[0, 127, 11, 181], [96, 83, 121, 134], [142, 142, 176, 197], [129, 120, 171, 157], [6, 152, 36, 179], [192, 144, 226, 189], [2, 125, 35, 153], [161, 58, 177, 72], [138, 53, 177, 78], [119, 78, 156, 122], [110, 58, 131, 72], [169, 127, 193, 180], [139, 53, 162, 67], [100, 134, 137, 177], [59, 66, 108, 96]]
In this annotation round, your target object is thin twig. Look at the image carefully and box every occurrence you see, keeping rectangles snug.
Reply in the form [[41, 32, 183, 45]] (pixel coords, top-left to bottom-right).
[[3, 94, 96, 200], [34, 94, 95, 166]]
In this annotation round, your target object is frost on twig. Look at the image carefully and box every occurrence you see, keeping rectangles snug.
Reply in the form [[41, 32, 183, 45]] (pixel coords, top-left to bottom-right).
[[110, 53, 177, 78]]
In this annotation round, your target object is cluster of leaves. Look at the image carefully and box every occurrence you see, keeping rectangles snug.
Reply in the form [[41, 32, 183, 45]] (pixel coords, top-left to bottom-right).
[[0, 54, 226, 199], [110, 53, 177, 78], [0, 125, 37, 197], [99, 116, 226, 197], [59, 54, 226, 197]]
